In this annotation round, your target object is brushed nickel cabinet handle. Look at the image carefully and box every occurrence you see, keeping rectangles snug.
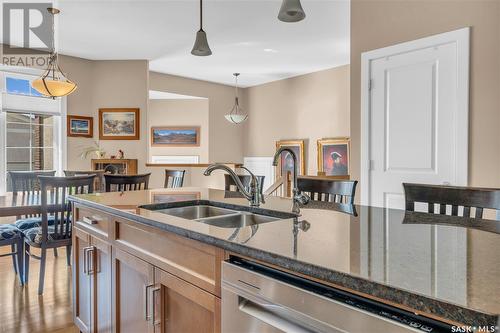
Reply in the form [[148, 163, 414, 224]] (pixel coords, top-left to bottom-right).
[[144, 284, 154, 321], [82, 216, 98, 225], [151, 285, 161, 326]]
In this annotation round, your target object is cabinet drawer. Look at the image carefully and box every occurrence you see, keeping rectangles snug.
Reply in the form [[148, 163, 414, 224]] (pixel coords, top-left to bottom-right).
[[75, 206, 110, 238], [113, 217, 224, 297]]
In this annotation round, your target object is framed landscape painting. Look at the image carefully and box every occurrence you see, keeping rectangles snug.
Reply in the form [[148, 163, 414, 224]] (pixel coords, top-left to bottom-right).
[[317, 137, 350, 176], [99, 108, 140, 140], [275, 140, 305, 179], [67, 115, 93, 138], [151, 127, 200, 147]]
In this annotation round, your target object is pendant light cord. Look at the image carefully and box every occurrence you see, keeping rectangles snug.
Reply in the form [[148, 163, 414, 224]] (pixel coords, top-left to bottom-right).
[[199, 0, 203, 30]]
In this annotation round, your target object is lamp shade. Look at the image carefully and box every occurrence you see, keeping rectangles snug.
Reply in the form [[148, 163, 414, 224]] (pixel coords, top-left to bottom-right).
[[191, 29, 212, 56], [278, 0, 306, 22], [224, 114, 248, 124], [32, 77, 77, 97]]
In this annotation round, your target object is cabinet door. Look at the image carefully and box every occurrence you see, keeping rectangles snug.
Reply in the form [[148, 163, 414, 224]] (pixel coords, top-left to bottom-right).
[[112, 247, 155, 333], [73, 228, 92, 333], [153, 268, 221, 333], [91, 236, 112, 333]]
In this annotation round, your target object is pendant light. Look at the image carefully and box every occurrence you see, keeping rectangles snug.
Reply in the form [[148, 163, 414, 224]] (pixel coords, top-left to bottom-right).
[[225, 73, 248, 124], [32, 8, 77, 98], [278, 0, 306, 22], [191, 0, 212, 56]]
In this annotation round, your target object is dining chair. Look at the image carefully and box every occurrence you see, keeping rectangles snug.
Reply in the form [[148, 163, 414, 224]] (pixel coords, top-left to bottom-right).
[[164, 170, 186, 188], [64, 170, 105, 192], [298, 178, 358, 204], [224, 174, 265, 196], [104, 173, 151, 192], [23, 175, 95, 294], [403, 183, 500, 218], [8, 171, 60, 257], [0, 225, 24, 285]]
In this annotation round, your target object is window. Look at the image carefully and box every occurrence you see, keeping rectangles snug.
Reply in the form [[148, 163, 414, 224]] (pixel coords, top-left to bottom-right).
[[6, 112, 54, 172], [0, 70, 66, 194], [6, 77, 43, 97]]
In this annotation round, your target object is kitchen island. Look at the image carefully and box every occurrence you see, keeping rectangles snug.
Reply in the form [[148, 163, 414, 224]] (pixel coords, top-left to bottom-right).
[[68, 187, 500, 332]]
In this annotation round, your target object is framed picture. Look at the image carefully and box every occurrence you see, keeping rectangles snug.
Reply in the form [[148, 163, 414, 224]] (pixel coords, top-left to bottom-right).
[[99, 108, 140, 140], [67, 115, 93, 138], [275, 140, 305, 178], [151, 191, 201, 204], [151, 126, 200, 147], [317, 137, 350, 176]]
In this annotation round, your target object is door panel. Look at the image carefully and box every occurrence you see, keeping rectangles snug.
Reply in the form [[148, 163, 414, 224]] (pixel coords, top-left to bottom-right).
[[154, 267, 220, 333], [112, 247, 154, 333], [92, 236, 112, 333], [73, 228, 92, 333], [369, 41, 461, 208]]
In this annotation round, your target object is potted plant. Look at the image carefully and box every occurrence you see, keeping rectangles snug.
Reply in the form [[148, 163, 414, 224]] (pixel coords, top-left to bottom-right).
[[80, 140, 106, 159]]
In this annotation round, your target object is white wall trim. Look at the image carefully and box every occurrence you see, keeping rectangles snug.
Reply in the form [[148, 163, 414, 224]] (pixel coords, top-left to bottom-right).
[[360, 27, 470, 205]]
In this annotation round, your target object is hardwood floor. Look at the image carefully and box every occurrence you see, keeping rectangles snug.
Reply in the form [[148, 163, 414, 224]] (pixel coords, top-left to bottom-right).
[[0, 246, 78, 333]]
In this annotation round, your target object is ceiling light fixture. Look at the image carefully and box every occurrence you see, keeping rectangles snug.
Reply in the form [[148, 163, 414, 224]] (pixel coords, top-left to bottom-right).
[[278, 0, 306, 22], [32, 8, 77, 98], [191, 0, 212, 56], [225, 73, 248, 124]]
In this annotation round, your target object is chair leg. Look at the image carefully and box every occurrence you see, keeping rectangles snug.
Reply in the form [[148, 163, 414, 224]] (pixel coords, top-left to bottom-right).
[[11, 243, 18, 275], [66, 245, 71, 266], [38, 248, 47, 295], [16, 239, 24, 286], [53, 248, 58, 257], [24, 243, 30, 284]]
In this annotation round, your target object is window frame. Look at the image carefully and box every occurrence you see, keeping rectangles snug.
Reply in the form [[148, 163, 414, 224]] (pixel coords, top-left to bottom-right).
[[0, 67, 67, 195]]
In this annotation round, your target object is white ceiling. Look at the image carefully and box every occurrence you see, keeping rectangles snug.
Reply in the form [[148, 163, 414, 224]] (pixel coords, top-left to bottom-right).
[[149, 90, 206, 100], [5, 0, 350, 87]]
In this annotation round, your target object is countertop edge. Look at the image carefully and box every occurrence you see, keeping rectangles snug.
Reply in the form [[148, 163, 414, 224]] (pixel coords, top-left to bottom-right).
[[68, 195, 498, 327]]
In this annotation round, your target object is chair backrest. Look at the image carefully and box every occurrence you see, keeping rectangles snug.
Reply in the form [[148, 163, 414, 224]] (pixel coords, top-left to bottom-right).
[[298, 178, 358, 204], [164, 170, 186, 188], [104, 173, 151, 192], [403, 183, 500, 218], [8, 170, 57, 219], [8, 170, 56, 194], [39, 175, 95, 244], [64, 170, 105, 192], [224, 174, 265, 195]]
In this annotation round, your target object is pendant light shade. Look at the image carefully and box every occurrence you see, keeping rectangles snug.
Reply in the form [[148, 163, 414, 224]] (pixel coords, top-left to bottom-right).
[[191, 0, 212, 56], [278, 0, 306, 22], [225, 73, 248, 124], [33, 8, 77, 98]]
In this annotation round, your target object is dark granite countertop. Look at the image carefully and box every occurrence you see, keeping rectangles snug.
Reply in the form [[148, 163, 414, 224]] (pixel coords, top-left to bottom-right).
[[68, 188, 500, 327]]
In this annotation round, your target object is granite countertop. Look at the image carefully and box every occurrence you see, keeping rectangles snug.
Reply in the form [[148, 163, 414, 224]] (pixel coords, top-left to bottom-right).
[[68, 187, 500, 327]]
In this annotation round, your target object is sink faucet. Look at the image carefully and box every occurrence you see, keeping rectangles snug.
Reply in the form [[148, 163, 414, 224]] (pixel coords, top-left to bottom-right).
[[204, 164, 264, 207], [272, 147, 310, 214]]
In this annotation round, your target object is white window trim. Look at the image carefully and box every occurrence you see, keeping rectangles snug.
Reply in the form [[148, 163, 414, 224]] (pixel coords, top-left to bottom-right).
[[0, 67, 67, 195]]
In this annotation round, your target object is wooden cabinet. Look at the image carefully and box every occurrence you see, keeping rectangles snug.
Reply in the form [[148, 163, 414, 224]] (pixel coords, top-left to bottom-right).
[[73, 228, 112, 333], [73, 228, 92, 333], [91, 159, 138, 175], [112, 247, 154, 333], [73, 203, 224, 333], [153, 267, 221, 333]]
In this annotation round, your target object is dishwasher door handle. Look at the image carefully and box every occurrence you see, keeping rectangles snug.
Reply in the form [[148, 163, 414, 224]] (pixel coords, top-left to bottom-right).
[[238, 296, 345, 333]]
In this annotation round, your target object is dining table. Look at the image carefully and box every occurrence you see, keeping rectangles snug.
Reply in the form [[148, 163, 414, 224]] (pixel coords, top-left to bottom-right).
[[0, 192, 45, 218]]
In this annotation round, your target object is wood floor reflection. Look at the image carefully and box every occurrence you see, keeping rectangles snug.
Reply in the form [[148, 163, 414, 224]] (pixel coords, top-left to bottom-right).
[[0, 247, 78, 333]]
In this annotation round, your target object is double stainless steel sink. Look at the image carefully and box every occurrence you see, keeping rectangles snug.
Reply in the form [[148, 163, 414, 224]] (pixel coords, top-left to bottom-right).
[[142, 201, 296, 229]]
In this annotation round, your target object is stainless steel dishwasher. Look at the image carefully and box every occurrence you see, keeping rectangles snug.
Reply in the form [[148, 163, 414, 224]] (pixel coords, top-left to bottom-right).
[[222, 257, 452, 333]]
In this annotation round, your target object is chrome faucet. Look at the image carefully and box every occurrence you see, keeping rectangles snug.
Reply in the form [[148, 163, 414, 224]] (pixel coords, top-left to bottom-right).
[[204, 164, 264, 207], [272, 147, 310, 214]]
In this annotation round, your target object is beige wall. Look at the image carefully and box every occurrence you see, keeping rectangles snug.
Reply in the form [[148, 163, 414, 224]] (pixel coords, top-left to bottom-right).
[[149, 72, 245, 164], [148, 99, 209, 163], [61, 56, 149, 173], [350, 0, 500, 191], [243, 65, 350, 175]]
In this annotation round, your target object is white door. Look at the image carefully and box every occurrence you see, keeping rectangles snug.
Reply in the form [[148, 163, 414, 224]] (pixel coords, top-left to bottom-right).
[[359, 29, 469, 306], [361, 28, 470, 208]]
